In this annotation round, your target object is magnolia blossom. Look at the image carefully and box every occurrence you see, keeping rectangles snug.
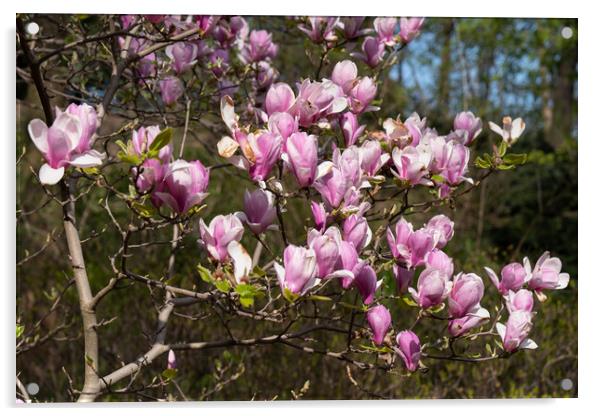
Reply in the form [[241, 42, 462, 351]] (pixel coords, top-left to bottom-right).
[[131, 125, 172, 163], [443, 142, 470, 185], [226, 131, 283, 182], [274, 245, 318, 295], [391, 146, 432, 186], [354, 261, 379, 304], [310, 201, 328, 232], [307, 227, 342, 279], [227, 240, 253, 284], [195, 15, 221, 34], [359, 140, 390, 178], [61, 103, 98, 154], [336, 241, 360, 289], [331, 60, 358, 94], [393, 264, 414, 294], [343, 214, 372, 252], [339, 17, 368, 39], [268, 112, 298, 140], [166, 42, 198, 74], [167, 349, 177, 369], [395, 330, 421, 372], [426, 249, 454, 278], [348, 77, 378, 114], [387, 218, 435, 269], [28, 110, 104, 185], [134, 158, 166, 207], [424, 134, 453, 173], [409, 268, 452, 309], [313, 163, 347, 209], [448, 273, 485, 318], [399, 18, 425, 43], [489, 116, 526, 146], [505, 289, 534, 313], [448, 307, 490, 337], [374, 17, 398, 46], [496, 311, 538, 352], [241, 30, 278, 63], [289, 79, 347, 127], [159, 76, 185, 106], [256, 61, 279, 89], [156, 160, 209, 214], [453, 111, 482, 145], [199, 214, 244, 263], [366, 305, 392, 346], [527, 252, 570, 294], [340, 112, 366, 147], [238, 189, 277, 234], [424, 215, 455, 249], [283, 132, 318, 187], [298, 17, 339, 43], [265, 83, 296, 116], [208, 49, 230, 77], [485, 260, 529, 295], [352, 36, 385, 68]]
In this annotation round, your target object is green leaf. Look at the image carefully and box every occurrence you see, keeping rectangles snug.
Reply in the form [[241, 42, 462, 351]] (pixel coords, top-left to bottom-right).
[[149, 128, 173, 153], [359, 344, 393, 353], [430, 174, 445, 183], [239, 295, 254, 308], [401, 295, 418, 307], [428, 303, 446, 314], [215, 279, 231, 293], [115, 139, 128, 153], [16, 324, 24, 338], [197, 265, 214, 283], [131, 201, 153, 218], [498, 140, 508, 157], [117, 151, 141, 165], [162, 368, 177, 380], [283, 288, 299, 303], [474, 156, 491, 169], [503, 153, 528, 166], [252, 265, 266, 277]]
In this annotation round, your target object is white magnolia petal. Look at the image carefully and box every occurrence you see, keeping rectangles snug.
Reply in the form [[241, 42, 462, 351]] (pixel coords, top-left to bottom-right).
[[68, 150, 105, 167], [28, 119, 49, 153], [39, 164, 65, 185], [495, 323, 507, 340], [227, 241, 252, 284], [217, 136, 239, 158], [519, 338, 538, 350]]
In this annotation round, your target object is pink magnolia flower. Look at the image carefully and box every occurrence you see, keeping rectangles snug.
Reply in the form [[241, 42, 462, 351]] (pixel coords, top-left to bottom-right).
[[393, 264, 414, 294], [426, 249, 454, 278], [505, 289, 534, 313], [343, 214, 372, 253], [166, 42, 198, 74], [289, 79, 347, 127], [348, 77, 378, 114], [527, 252, 570, 293], [332, 146, 363, 189], [256, 61, 279, 89], [28, 111, 104, 185], [208, 49, 230, 77], [336, 241, 360, 289], [399, 18, 425, 43], [120, 14, 136, 29], [241, 30, 278, 63], [313, 163, 347, 209], [409, 268, 452, 309], [61, 103, 98, 154], [247, 132, 283, 181], [374, 17, 398, 46], [155, 160, 210, 214], [448, 273, 485, 318], [167, 349, 177, 369], [366, 304, 392, 346], [423, 134, 453, 174], [448, 307, 490, 337], [310, 201, 328, 232], [195, 15, 221, 35], [145, 15, 165, 25], [134, 158, 167, 207], [340, 112, 366, 147], [159, 76, 184, 106], [391, 146, 432, 186], [442, 142, 470, 185], [238, 188, 277, 234], [352, 36, 385, 68], [359, 140, 389, 177], [268, 112, 298, 140], [485, 260, 529, 295], [199, 214, 244, 263], [395, 330, 421, 372], [424, 214, 455, 249], [307, 227, 342, 279], [453, 111, 483, 145], [274, 245, 319, 295], [331, 60, 358, 94], [387, 218, 435, 268], [283, 132, 318, 187], [131, 125, 173, 163], [298, 17, 339, 43], [496, 311, 538, 352], [354, 261, 379, 304], [265, 83, 296, 116], [339, 17, 368, 39]]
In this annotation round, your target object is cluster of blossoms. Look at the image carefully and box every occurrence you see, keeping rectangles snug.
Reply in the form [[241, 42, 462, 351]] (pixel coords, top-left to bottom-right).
[[27, 103, 105, 185], [130, 126, 210, 214], [118, 15, 279, 107], [297, 17, 425, 69]]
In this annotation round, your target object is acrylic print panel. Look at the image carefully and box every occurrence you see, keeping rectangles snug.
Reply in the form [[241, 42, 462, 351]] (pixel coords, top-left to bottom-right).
[[15, 14, 577, 402]]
